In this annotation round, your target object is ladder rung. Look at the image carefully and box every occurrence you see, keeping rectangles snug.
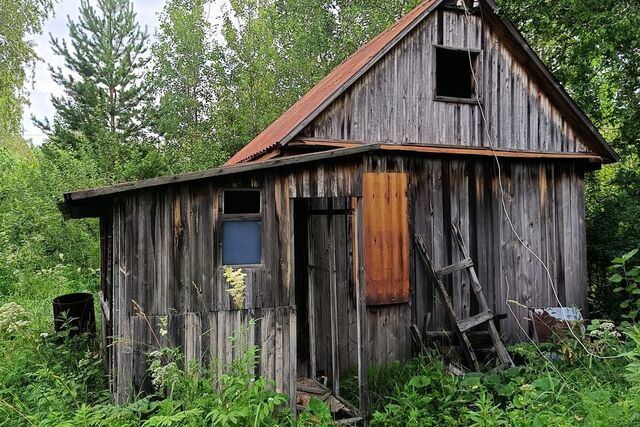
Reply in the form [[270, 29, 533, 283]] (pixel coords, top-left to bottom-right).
[[436, 258, 474, 277], [457, 310, 493, 332]]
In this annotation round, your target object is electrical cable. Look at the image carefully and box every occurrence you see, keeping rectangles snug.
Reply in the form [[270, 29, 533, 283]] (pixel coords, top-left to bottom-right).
[[459, 1, 623, 360]]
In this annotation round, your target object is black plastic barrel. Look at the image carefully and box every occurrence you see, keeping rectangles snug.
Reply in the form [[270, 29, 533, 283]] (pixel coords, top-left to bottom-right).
[[53, 293, 96, 337]]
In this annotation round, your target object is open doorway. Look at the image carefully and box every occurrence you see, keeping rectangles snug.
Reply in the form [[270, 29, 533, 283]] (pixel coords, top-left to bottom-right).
[[294, 197, 363, 421]]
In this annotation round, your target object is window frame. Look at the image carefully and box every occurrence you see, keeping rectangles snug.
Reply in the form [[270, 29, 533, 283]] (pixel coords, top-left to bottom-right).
[[432, 44, 483, 104], [219, 188, 264, 267]]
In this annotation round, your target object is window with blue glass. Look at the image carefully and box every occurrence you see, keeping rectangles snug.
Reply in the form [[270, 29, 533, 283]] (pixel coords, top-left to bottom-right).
[[222, 190, 262, 265]]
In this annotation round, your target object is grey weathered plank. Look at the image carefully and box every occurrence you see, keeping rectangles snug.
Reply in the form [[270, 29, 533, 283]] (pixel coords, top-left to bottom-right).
[[457, 310, 493, 332], [354, 195, 368, 417], [436, 257, 474, 277]]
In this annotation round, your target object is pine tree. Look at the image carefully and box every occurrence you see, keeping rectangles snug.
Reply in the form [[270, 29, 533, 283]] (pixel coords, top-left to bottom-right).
[[38, 0, 150, 151]]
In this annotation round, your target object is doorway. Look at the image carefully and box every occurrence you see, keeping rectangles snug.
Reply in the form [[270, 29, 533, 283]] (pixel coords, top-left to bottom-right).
[[293, 197, 364, 419]]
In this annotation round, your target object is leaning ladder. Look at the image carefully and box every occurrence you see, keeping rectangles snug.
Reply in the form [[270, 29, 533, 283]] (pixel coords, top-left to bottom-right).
[[414, 224, 513, 371]]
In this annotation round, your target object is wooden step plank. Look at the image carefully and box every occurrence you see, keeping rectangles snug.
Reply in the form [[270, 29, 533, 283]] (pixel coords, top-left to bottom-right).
[[336, 417, 364, 425], [451, 224, 490, 309], [450, 224, 514, 368], [436, 257, 474, 277], [457, 310, 493, 332], [415, 235, 479, 370], [487, 320, 513, 367]]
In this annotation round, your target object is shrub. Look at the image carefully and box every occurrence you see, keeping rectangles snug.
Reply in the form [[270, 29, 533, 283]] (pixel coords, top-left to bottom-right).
[[351, 322, 640, 427], [610, 249, 640, 324], [0, 302, 29, 336], [0, 311, 338, 426]]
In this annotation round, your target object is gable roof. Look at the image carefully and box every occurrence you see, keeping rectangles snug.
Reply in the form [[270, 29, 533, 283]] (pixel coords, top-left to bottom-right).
[[226, 0, 442, 165], [226, 0, 618, 165]]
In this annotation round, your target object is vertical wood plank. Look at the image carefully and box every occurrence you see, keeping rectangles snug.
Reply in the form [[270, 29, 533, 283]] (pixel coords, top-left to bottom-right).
[[355, 196, 368, 417]]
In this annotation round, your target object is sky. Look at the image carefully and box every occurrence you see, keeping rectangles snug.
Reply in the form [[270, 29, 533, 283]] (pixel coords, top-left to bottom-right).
[[21, 0, 225, 146]]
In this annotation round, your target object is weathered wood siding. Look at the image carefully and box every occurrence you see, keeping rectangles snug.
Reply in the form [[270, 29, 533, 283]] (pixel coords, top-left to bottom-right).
[[108, 171, 296, 402], [104, 150, 587, 400], [299, 153, 587, 376], [307, 204, 411, 379], [364, 154, 587, 343], [107, 160, 362, 402], [301, 9, 589, 154]]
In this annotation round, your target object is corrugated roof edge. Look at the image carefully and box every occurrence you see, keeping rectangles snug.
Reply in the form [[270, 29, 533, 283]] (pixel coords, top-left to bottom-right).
[[61, 141, 604, 219], [61, 144, 382, 218]]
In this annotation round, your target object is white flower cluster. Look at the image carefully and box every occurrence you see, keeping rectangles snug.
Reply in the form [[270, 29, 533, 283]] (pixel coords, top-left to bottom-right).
[[150, 360, 178, 389], [589, 321, 621, 338], [0, 302, 29, 335], [600, 322, 615, 331], [148, 349, 178, 390], [159, 316, 168, 338], [224, 267, 247, 308]]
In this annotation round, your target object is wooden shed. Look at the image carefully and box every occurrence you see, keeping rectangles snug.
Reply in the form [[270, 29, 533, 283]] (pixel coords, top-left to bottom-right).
[[61, 0, 617, 416]]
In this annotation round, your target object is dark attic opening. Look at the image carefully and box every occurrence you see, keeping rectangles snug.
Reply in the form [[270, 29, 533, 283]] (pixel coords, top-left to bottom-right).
[[435, 46, 480, 100]]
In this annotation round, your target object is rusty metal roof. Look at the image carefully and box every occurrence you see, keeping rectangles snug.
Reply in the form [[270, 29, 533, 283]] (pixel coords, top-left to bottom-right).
[[226, 0, 618, 165], [226, 0, 443, 165]]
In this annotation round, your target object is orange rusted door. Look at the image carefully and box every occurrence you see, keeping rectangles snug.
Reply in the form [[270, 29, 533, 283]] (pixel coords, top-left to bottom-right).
[[363, 172, 410, 305]]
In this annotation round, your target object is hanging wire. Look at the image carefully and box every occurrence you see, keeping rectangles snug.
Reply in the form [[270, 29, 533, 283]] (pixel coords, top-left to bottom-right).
[[459, 1, 624, 360]]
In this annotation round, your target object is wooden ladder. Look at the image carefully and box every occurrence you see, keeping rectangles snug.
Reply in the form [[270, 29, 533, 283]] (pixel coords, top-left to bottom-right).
[[414, 224, 513, 371]]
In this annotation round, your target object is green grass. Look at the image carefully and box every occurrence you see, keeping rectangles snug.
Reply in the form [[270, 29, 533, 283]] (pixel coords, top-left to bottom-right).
[[342, 329, 640, 426], [1, 260, 640, 426]]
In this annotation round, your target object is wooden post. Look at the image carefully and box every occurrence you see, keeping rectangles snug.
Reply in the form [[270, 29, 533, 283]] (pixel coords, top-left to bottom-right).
[[307, 213, 317, 380], [289, 196, 297, 414], [354, 196, 368, 417], [328, 206, 340, 396]]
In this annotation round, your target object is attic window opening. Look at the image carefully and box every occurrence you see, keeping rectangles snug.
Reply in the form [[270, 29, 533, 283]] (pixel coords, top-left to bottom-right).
[[224, 190, 261, 214], [435, 46, 480, 102], [221, 189, 262, 265]]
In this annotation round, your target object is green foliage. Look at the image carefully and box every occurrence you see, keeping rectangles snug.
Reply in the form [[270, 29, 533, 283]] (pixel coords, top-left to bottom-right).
[[40, 0, 151, 145], [0, 141, 102, 305], [609, 249, 640, 324], [34, 0, 165, 183], [0, 327, 107, 426], [296, 397, 334, 426], [210, 0, 423, 155], [0, 311, 335, 425], [342, 327, 640, 427], [0, 302, 30, 336], [149, 0, 228, 174], [0, 0, 54, 135]]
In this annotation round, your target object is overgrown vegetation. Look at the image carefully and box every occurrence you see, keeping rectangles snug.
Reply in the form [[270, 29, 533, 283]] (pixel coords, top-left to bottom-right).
[[2, 0, 640, 424], [0, 315, 335, 425], [341, 320, 640, 426]]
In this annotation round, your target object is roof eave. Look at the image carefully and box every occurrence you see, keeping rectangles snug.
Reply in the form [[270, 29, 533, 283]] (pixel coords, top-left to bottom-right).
[[483, 0, 619, 163]]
